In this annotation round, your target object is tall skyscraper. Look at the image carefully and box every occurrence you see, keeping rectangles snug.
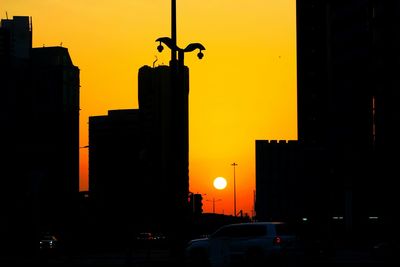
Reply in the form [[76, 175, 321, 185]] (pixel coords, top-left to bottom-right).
[[88, 64, 190, 247], [138, 64, 190, 240], [297, 0, 400, 233], [0, 16, 32, 62], [89, 109, 142, 246], [30, 46, 80, 233], [256, 1, 400, 240], [0, 16, 80, 259]]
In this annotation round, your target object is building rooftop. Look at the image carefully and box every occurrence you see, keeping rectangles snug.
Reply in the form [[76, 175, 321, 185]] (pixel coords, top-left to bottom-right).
[[31, 46, 75, 67]]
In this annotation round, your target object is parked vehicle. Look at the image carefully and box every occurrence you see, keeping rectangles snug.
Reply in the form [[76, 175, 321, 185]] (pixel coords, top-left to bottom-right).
[[370, 240, 400, 260], [133, 231, 168, 249], [38, 232, 62, 259], [39, 233, 58, 250], [185, 221, 298, 267]]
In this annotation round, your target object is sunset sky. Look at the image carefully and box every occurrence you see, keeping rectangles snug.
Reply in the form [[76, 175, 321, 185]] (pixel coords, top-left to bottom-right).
[[3, 0, 297, 216]]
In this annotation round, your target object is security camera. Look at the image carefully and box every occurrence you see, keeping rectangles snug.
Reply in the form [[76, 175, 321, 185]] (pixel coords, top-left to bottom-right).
[[197, 51, 204, 59]]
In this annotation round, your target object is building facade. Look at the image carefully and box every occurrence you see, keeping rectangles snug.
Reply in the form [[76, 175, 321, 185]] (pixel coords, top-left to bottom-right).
[[89, 109, 142, 245], [0, 16, 80, 258], [88, 64, 191, 245], [138, 65, 190, 231], [256, 1, 400, 239]]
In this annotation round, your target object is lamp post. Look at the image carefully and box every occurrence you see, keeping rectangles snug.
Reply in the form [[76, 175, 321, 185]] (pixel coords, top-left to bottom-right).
[[156, 1, 205, 67], [156, 37, 205, 67], [155, 0, 205, 216], [154, 0, 206, 255], [232, 162, 238, 217]]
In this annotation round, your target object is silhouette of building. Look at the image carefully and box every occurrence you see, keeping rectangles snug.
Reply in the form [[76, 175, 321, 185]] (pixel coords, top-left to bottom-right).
[[30, 46, 80, 229], [88, 64, 191, 248], [256, 1, 400, 240], [89, 109, 143, 245], [0, 16, 80, 259], [0, 16, 32, 63], [0, 15, 33, 260], [138, 65, 190, 237], [255, 140, 302, 222]]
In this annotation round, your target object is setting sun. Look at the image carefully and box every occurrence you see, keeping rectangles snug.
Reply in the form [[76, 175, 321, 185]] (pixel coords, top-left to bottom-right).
[[213, 177, 227, 190]]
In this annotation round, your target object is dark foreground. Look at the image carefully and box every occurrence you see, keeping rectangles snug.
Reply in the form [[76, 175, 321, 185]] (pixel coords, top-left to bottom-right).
[[1, 245, 399, 267]]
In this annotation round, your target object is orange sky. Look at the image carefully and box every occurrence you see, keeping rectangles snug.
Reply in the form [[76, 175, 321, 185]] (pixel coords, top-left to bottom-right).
[[3, 0, 297, 217]]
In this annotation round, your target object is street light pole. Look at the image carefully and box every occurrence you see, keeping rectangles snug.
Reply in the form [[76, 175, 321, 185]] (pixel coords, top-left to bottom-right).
[[232, 162, 238, 217], [154, 0, 206, 256], [171, 0, 177, 62], [155, 2, 206, 224]]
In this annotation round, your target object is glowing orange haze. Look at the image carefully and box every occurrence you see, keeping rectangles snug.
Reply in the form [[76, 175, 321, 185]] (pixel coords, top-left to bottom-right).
[[3, 0, 297, 216]]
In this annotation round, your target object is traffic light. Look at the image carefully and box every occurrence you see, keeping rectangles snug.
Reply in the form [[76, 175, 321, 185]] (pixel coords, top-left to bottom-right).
[[193, 193, 203, 216]]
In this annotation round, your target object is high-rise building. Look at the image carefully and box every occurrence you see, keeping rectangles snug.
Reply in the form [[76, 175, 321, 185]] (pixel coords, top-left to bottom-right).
[[255, 140, 301, 222], [138, 63, 192, 251], [297, 0, 400, 233], [0, 16, 32, 63], [88, 64, 191, 247], [256, 1, 400, 239], [138, 65, 190, 226], [88, 109, 142, 246], [295, 0, 376, 234], [30, 46, 80, 232], [0, 16, 80, 259]]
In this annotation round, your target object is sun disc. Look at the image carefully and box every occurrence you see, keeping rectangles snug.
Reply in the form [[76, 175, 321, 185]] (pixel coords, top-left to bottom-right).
[[213, 177, 227, 190]]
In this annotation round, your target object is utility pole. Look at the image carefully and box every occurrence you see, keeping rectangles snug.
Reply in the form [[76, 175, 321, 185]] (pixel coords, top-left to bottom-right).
[[231, 162, 238, 216], [206, 198, 222, 214]]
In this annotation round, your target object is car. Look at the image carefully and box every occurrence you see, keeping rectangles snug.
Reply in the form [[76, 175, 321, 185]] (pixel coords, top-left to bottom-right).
[[370, 240, 400, 260], [39, 233, 58, 250], [133, 231, 168, 249], [39, 232, 61, 258], [185, 221, 299, 267], [136, 232, 154, 241]]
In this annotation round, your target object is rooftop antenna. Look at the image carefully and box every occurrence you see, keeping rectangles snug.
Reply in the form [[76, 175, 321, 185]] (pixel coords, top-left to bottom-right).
[[153, 56, 158, 68]]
